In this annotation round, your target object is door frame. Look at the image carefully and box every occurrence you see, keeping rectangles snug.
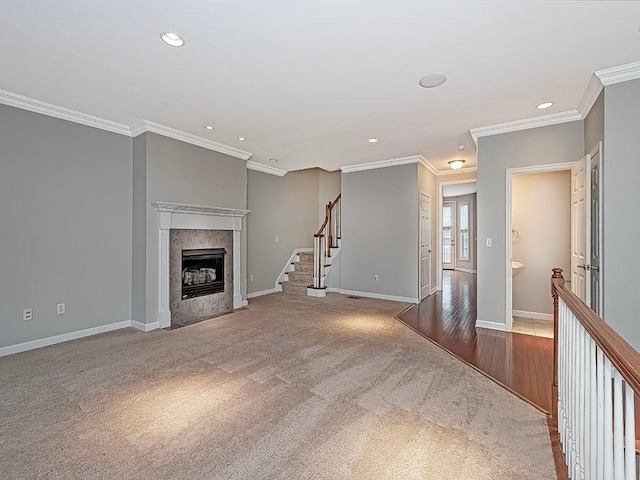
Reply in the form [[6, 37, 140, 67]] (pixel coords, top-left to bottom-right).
[[505, 162, 574, 332], [419, 191, 432, 301], [437, 179, 476, 291], [442, 200, 457, 270]]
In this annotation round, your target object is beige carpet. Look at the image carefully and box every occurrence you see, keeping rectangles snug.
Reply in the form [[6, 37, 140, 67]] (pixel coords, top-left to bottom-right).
[[0, 293, 556, 479]]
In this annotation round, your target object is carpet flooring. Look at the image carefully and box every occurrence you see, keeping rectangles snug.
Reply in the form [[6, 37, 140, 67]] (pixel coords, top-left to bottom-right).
[[0, 293, 556, 479]]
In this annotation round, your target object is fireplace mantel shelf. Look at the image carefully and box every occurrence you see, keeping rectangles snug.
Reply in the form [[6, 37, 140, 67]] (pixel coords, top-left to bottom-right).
[[151, 201, 250, 218]]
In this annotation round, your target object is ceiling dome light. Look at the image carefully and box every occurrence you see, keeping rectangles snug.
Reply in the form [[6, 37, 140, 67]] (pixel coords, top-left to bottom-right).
[[448, 159, 465, 170], [205, 125, 214, 130], [368, 138, 378, 143], [536, 101, 554, 110], [160, 32, 185, 47], [419, 73, 447, 89]]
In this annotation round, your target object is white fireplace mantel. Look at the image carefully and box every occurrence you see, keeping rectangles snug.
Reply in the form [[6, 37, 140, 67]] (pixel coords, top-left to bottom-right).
[[151, 201, 250, 329]]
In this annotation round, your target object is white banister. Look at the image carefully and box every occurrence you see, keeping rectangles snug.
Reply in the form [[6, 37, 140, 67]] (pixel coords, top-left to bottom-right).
[[552, 268, 639, 480]]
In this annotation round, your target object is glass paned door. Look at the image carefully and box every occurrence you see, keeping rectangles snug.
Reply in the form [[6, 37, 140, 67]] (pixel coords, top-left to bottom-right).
[[442, 202, 455, 269]]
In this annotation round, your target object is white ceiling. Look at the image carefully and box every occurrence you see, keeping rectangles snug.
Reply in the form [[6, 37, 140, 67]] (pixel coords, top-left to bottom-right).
[[1, 1, 639, 172]]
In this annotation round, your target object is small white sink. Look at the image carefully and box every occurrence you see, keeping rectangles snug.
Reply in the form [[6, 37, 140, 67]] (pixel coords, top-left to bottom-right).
[[512, 261, 525, 276]]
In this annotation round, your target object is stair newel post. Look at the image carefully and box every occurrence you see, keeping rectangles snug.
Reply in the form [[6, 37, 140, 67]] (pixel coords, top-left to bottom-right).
[[551, 268, 565, 423], [327, 203, 332, 257]]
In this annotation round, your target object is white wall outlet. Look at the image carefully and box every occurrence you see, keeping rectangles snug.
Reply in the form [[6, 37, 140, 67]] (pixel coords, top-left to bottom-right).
[[374, 275, 379, 282], [249, 275, 254, 282], [23, 308, 33, 321], [486, 238, 493, 248], [274, 236, 279, 243], [57, 303, 66, 315]]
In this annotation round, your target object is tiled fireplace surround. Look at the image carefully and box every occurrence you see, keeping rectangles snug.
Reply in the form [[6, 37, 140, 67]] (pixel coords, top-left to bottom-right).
[[152, 202, 249, 329]]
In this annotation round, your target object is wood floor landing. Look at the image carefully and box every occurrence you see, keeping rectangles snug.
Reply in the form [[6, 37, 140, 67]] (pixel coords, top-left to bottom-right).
[[396, 270, 553, 413]]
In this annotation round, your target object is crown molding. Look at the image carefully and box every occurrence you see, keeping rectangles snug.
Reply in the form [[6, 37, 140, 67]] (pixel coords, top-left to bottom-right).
[[469, 109, 582, 145], [418, 157, 440, 176], [577, 73, 604, 118], [595, 61, 640, 86], [437, 165, 478, 176], [247, 160, 287, 177], [0, 88, 132, 136], [134, 120, 253, 161], [341, 155, 424, 174]]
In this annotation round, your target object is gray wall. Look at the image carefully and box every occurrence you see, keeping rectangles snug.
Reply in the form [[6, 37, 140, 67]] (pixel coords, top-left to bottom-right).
[[247, 169, 320, 294], [476, 121, 584, 326], [135, 132, 248, 324], [0, 104, 133, 348], [584, 91, 604, 155], [341, 164, 419, 300], [132, 135, 147, 325], [603, 79, 640, 349]]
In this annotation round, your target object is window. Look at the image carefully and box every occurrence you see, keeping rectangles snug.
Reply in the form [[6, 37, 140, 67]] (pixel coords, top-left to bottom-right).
[[442, 203, 453, 264], [459, 201, 470, 262]]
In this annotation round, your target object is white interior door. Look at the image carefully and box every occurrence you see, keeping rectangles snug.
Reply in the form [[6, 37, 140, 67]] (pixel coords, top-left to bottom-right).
[[570, 155, 591, 305], [420, 193, 432, 301], [442, 201, 455, 270], [590, 143, 603, 314]]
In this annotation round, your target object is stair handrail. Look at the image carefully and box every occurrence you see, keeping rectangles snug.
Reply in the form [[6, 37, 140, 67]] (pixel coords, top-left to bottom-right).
[[550, 268, 640, 479], [312, 193, 341, 289]]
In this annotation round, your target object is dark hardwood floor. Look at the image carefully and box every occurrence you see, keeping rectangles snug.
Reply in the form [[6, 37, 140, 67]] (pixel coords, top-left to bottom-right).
[[396, 270, 553, 413]]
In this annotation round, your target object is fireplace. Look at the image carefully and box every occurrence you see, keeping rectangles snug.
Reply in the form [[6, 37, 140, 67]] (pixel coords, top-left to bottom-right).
[[181, 248, 225, 299]]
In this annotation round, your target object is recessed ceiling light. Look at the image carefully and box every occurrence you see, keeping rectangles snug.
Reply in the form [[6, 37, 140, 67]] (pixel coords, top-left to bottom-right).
[[536, 101, 554, 110], [419, 73, 447, 89], [269, 158, 279, 163], [368, 138, 378, 143], [160, 32, 185, 47], [238, 137, 246, 141], [448, 159, 465, 170], [205, 125, 214, 130]]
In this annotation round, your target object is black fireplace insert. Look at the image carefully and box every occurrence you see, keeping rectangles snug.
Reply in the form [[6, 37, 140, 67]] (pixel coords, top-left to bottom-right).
[[181, 248, 225, 299]]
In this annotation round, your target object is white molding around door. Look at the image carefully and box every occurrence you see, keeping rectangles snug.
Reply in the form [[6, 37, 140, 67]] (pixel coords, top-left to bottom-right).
[[505, 162, 574, 332]]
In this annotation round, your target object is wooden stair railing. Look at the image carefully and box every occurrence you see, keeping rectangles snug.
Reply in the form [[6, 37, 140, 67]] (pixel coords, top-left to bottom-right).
[[312, 193, 341, 290], [551, 268, 640, 479]]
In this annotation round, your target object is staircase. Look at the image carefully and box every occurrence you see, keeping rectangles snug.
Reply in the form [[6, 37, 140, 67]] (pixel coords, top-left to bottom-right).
[[277, 193, 342, 297], [280, 252, 314, 294]]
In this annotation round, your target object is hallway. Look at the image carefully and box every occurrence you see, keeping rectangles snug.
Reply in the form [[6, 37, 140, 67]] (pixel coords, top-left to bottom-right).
[[397, 271, 554, 412]]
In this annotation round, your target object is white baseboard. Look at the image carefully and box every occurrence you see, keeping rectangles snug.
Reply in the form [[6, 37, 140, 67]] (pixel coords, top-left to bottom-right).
[[330, 288, 419, 304], [242, 300, 249, 307], [131, 320, 160, 332], [0, 320, 133, 357], [455, 268, 477, 274], [247, 287, 278, 299], [476, 319, 506, 331], [513, 310, 553, 321]]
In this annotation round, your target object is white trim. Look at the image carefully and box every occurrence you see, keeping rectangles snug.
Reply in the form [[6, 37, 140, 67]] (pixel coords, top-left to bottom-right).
[[455, 267, 477, 274], [470, 110, 582, 144], [512, 310, 553, 322], [475, 319, 506, 332], [247, 160, 287, 177], [418, 191, 432, 302], [418, 157, 440, 176], [437, 178, 477, 291], [0, 321, 133, 357], [505, 161, 574, 332], [341, 155, 425, 174], [131, 320, 160, 332], [595, 61, 640, 86], [430, 286, 438, 295], [151, 202, 250, 218], [330, 288, 419, 304], [0, 88, 132, 136], [437, 166, 478, 175], [247, 288, 279, 299], [242, 300, 249, 307], [577, 73, 604, 118], [276, 248, 313, 289], [306, 288, 327, 298], [135, 120, 252, 160]]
